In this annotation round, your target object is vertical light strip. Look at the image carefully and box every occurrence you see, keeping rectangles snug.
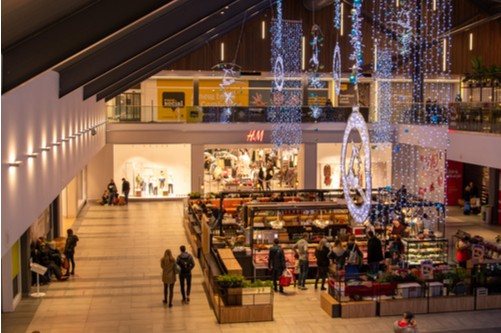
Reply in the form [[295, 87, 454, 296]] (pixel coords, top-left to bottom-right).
[[220, 42, 225, 61], [469, 32, 473, 51], [340, 3, 344, 36], [374, 40, 378, 72], [432, 0, 437, 11], [396, 0, 400, 8], [301, 36, 306, 70], [443, 37, 448, 71], [261, 21, 266, 40]]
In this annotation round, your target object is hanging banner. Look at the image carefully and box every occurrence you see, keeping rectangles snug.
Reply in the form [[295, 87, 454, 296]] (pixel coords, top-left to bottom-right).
[[446, 160, 463, 206], [199, 79, 249, 106]]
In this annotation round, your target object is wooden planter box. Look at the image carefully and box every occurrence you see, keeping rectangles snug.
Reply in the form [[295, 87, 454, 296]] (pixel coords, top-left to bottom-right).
[[221, 287, 243, 306], [321, 292, 341, 317], [341, 300, 376, 318], [217, 302, 273, 323], [378, 298, 428, 316], [428, 296, 474, 313], [476, 294, 501, 310]]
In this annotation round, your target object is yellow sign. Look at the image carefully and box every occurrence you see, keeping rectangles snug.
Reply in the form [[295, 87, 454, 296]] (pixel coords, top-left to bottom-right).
[[199, 79, 249, 106], [156, 79, 193, 121]]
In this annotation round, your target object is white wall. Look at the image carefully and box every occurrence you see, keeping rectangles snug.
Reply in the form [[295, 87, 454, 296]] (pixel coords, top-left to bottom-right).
[[113, 144, 191, 195], [317, 143, 392, 189], [1, 71, 106, 256], [87, 144, 114, 200], [448, 131, 501, 169]]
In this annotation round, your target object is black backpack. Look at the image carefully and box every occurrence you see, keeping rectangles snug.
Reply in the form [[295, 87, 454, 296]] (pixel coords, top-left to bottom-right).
[[178, 255, 194, 272]]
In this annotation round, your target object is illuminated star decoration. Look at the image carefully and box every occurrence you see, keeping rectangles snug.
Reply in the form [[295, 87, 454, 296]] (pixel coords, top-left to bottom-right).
[[215, 64, 239, 123]]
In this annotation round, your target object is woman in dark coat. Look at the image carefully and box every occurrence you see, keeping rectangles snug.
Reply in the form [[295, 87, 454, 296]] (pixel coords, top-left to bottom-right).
[[315, 238, 331, 290], [367, 231, 383, 274]]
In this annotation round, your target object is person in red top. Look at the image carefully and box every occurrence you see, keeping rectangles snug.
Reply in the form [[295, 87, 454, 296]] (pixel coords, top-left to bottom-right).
[[393, 311, 418, 332]]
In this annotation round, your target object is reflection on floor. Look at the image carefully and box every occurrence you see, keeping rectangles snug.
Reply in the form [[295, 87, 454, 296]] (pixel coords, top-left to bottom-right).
[[2, 202, 501, 333]]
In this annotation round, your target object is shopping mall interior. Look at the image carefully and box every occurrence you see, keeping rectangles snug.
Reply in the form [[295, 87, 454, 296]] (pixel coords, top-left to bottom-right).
[[1, 0, 501, 332]]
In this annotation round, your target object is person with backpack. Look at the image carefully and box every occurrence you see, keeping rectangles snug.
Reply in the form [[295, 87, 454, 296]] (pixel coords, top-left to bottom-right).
[[176, 245, 195, 304], [345, 235, 363, 280], [64, 229, 79, 276]]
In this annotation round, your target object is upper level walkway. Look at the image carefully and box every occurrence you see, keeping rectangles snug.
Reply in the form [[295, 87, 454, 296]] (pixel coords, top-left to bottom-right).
[[3, 201, 501, 333]]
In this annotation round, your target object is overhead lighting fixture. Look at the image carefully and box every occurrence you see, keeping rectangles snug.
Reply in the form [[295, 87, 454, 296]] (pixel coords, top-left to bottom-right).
[[261, 20, 266, 40], [220, 42, 225, 61], [442, 38, 447, 72], [340, 3, 344, 36], [8, 160, 22, 167], [26, 152, 39, 158], [396, 0, 400, 8], [469, 32, 473, 51], [432, 0, 437, 11]]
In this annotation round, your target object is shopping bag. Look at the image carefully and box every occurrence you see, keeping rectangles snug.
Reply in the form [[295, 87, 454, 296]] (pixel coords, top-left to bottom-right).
[[279, 269, 292, 287]]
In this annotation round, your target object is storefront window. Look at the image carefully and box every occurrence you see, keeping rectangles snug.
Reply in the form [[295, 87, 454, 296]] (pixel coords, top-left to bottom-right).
[[203, 146, 299, 194]]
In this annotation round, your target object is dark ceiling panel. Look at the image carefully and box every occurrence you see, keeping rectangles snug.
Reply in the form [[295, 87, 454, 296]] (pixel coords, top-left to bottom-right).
[[2, 0, 95, 48], [57, 0, 235, 97], [2, 0, 173, 94], [84, 0, 266, 99], [96, 1, 271, 101]]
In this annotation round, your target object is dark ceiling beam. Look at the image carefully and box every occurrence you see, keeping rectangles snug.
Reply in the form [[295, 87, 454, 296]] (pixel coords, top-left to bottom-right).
[[2, 0, 173, 94], [98, 1, 271, 101], [83, 0, 266, 100], [56, 0, 235, 97]]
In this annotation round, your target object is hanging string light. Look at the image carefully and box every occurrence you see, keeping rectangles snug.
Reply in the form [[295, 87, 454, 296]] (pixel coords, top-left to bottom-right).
[[349, 0, 363, 85]]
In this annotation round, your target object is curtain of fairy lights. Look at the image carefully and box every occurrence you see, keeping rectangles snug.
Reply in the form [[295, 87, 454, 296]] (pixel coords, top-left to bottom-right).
[[371, 0, 451, 234], [270, 2, 303, 147]]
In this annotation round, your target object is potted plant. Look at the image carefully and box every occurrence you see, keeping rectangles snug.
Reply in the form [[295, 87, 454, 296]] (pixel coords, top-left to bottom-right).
[[216, 274, 244, 306]]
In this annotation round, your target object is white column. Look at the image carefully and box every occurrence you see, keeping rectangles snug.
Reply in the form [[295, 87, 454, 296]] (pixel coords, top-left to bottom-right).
[[191, 144, 205, 194], [303, 143, 318, 189]]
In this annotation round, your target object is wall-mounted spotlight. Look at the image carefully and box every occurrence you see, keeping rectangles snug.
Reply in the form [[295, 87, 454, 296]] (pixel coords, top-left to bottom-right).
[[26, 152, 39, 158], [61, 138, 69, 142], [8, 161, 22, 167], [52, 142, 61, 146], [91, 128, 97, 136], [41, 146, 51, 152]]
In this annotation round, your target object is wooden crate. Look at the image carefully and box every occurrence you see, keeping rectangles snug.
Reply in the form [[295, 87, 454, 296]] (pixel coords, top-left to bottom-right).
[[428, 296, 474, 313], [341, 300, 376, 318], [476, 295, 501, 310], [378, 298, 428, 316], [223, 258, 243, 275], [320, 292, 341, 317]]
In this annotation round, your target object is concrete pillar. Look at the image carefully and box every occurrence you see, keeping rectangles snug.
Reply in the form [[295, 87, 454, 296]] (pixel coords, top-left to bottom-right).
[[66, 177, 78, 218], [141, 79, 157, 122], [303, 143, 318, 189], [191, 144, 205, 194]]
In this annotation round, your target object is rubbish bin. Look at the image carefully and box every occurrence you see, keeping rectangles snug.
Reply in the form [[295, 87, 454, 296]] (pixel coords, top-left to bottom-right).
[[481, 205, 493, 224]]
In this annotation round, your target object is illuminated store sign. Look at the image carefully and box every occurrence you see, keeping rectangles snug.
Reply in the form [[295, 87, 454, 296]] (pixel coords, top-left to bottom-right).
[[246, 130, 265, 142]]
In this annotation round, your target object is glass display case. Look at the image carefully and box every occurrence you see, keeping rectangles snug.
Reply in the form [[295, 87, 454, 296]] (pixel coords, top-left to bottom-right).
[[402, 238, 448, 265]]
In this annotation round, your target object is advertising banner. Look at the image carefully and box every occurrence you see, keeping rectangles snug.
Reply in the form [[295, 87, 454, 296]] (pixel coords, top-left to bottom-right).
[[199, 79, 249, 106], [446, 160, 463, 206], [156, 79, 193, 121]]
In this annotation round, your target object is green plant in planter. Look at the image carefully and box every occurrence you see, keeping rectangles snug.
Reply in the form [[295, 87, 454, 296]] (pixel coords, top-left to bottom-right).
[[189, 192, 202, 199], [216, 274, 244, 288], [243, 279, 273, 288]]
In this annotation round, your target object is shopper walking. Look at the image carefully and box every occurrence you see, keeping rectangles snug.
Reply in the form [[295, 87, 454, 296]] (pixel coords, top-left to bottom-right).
[[293, 233, 309, 290], [121, 178, 130, 205], [393, 311, 418, 332], [314, 238, 330, 290], [64, 229, 79, 276], [107, 179, 117, 205], [161, 249, 178, 307], [176, 245, 195, 304], [268, 238, 286, 293], [367, 231, 383, 275]]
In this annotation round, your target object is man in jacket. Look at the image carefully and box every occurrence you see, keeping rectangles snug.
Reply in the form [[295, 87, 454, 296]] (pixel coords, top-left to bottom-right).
[[64, 229, 79, 276], [268, 238, 286, 293], [367, 231, 383, 274], [176, 245, 195, 304], [121, 178, 130, 205]]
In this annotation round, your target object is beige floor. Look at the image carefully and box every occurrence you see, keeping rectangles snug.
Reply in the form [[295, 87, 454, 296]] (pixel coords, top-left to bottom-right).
[[2, 201, 501, 333]]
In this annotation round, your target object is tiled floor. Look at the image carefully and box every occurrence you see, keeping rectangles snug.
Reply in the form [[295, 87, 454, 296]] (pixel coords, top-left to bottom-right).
[[2, 201, 501, 333]]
